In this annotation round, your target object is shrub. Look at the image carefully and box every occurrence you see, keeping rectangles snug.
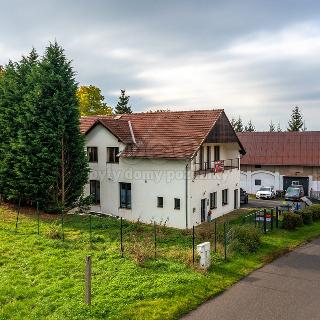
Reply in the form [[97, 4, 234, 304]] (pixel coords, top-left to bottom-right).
[[128, 235, 153, 266], [298, 209, 313, 225], [45, 223, 62, 239], [229, 225, 261, 254], [282, 212, 303, 230], [304, 205, 320, 221]]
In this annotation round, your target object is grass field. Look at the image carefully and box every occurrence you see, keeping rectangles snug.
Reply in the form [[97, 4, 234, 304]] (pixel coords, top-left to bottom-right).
[[1, 204, 320, 320]]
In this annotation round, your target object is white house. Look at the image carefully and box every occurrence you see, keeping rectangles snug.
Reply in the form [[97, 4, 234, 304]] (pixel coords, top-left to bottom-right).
[[80, 110, 245, 229], [238, 132, 320, 197]]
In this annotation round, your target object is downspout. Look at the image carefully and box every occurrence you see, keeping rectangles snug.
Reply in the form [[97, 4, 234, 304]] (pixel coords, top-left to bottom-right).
[[185, 162, 189, 229]]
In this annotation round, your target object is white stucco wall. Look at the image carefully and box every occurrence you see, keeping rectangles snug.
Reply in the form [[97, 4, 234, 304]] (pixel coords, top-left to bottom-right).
[[241, 170, 320, 194], [188, 168, 240, 227], [84, 124, 241, 229]]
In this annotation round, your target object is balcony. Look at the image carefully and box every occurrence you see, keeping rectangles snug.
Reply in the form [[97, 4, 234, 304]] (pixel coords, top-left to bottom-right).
[[194, 158, 239, 176]]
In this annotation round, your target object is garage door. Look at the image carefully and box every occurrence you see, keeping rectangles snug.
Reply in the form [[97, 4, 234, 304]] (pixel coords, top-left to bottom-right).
[[283, 176, 309, 196]]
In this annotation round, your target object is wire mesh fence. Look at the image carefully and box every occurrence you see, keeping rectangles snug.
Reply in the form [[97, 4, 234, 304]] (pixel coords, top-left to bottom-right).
[[0, 201, 285, 267]]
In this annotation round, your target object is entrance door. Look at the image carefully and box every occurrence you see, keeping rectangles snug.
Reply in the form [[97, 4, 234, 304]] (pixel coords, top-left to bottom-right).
[[201, 199, 206, 223], [234, 189, 238, 209]]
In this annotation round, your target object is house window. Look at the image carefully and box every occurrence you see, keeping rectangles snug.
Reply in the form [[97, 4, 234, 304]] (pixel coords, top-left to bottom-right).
[[90, 180, 100, 205], [107, 147, 119, 163], [210, 192, 217, 209], [255, 179, 262, 186], [157, 197, 164, 208], [87, 147, 98, 162], [214, 146, 220, 161], [120, 183, 131, 209], [174, 198, 180, 210], [222, 189, 228, 206], [255, 164, 261, 168]]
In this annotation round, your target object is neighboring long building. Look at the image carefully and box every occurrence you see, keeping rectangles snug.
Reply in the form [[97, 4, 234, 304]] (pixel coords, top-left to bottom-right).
[[238, 132, 320, 196], [80, 110, 245, 229]]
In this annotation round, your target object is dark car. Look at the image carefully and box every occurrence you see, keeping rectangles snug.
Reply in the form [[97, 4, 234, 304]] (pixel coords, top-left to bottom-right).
[[240, 188, 248, 204], [285, 185, 305, 202]]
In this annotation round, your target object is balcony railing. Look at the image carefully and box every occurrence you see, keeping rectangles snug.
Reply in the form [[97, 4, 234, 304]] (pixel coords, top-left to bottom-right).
[[194, 158, 239, 176]]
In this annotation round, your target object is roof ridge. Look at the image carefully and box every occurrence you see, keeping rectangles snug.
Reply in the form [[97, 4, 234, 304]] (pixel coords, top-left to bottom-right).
[[129, 108, 224, 115]]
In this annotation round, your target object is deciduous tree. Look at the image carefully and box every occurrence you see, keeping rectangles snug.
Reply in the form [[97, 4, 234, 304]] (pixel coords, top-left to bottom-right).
[[77, 85, 112, 116]]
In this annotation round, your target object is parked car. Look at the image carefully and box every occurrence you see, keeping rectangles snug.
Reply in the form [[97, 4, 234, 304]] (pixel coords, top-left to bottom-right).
[[240, 188, 248, 204], [256, 186, 275, 199], [285, 185, 305, 202]]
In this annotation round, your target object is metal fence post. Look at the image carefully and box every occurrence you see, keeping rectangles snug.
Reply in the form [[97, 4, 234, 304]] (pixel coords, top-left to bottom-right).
[[15, 198, 21, 231], [61, 208, 65, 242], [154, 221, 157, 259], [214, 220, 217, 253], [36, 201, 40, 235], [192, 226, 195, 264], [276, 207, 279, 228], [224, 222, 227, 261], [263, 209, 267, 234], [85, 256, 92, 305], [120, 217, 124, 258], [254, 211, 257, 227], [271, 209, 274, 231]]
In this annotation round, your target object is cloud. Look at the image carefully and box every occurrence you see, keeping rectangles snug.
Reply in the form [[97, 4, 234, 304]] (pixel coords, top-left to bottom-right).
[[0, 0, 319, 129]]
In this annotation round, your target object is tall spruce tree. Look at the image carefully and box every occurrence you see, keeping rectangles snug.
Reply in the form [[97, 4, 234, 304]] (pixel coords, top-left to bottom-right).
[[230, 118, 236, 130], [244, 120, 255, 132], [287, 106, 304, 131], [0, 42, 89, 208], [115, 89, 132, 114], [0, 50, 39, 201], [277, 122, 282, 132], [234, 116, 244, 132], [269, 121, 275, 132], [0, 61, 20, 199], [29, 42, 89, 208]]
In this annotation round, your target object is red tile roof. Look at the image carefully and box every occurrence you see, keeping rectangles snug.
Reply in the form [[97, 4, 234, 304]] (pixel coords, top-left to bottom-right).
[[86, 118, 133, 144], [238, 132, 320, 166], [81, 110, 233, 159]]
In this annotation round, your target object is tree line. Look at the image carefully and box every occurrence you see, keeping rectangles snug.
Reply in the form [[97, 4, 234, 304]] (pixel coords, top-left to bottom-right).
[[231, 106, 306, 132]]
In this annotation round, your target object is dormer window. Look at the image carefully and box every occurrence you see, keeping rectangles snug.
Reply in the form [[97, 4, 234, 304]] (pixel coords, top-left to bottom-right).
[[107, 147, 119, 163]]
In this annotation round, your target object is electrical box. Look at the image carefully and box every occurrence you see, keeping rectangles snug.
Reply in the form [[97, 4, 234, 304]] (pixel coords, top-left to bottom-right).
[[196, 242, 211, 269]]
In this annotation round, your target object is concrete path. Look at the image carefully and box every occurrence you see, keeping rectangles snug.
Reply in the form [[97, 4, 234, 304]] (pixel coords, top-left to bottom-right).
[[182, 238, 320, 320]]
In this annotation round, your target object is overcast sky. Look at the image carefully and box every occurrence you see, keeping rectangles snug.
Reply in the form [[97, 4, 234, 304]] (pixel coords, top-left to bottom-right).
[[1, 0, 320, 130]]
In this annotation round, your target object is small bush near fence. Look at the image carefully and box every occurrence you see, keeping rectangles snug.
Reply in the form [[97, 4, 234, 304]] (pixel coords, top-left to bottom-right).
[[283, 212, 303, 230], [298, 210, 313, 225], [229, 225, 261, 254], [303, 205, 320, 221], [45, 222, 62, 239]]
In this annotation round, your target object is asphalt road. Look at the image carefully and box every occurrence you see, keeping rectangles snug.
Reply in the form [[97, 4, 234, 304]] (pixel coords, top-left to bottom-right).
[[182, 238, 320, 320], [242, 198, 283, 208]]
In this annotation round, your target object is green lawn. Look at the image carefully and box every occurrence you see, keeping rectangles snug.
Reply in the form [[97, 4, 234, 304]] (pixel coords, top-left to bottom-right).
[[1, 205, 320, 320]]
